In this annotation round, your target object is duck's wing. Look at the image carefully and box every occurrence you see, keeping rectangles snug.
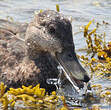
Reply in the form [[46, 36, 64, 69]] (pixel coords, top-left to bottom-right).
[[0, 19, 40, 88], [0, 19, 27, 63], [0, 19, 28, 40]]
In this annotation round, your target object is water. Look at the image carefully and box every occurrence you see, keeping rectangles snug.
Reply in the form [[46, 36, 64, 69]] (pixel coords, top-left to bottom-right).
[[0, 0, 111, 109]]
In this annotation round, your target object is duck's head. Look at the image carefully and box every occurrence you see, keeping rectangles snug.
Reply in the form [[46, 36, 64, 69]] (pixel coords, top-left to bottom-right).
[[25, 10, 90, 89]]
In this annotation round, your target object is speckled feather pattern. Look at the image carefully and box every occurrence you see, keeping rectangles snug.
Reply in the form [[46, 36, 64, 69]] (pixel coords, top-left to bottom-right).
[[0, 19, 58, 92]]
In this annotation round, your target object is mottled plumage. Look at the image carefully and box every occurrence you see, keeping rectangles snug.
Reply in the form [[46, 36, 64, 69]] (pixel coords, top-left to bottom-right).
[[0, 10, 90, 93]]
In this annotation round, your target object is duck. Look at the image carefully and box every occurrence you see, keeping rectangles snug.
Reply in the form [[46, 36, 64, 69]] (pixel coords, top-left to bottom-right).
[[0, 10, 90, 93]]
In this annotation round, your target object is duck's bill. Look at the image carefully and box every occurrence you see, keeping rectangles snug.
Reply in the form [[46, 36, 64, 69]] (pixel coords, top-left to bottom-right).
[[56, 51, 90, 90]]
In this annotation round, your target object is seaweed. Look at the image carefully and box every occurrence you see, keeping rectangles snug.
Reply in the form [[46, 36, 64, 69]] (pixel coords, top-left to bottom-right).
[[79, 20, 111, 79], [0, 82, 68, 110], [78, 20, 111, 107]]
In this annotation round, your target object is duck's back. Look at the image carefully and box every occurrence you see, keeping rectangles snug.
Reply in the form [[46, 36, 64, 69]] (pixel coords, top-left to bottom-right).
[[0, 20, 39, 88]]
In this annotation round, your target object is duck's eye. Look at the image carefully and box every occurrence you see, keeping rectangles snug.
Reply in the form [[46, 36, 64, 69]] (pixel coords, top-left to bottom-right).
[[48, 25, 55, 34]]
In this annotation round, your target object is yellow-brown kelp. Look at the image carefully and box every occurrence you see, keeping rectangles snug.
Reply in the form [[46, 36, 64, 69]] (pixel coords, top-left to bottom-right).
[[79, 20, 111, 79], [78, 20, 111, 106], [0, 82, 67, 109]]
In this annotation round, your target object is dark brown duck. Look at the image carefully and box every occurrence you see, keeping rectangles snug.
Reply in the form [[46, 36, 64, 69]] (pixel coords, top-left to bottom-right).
[[0, 10, 90, 93]]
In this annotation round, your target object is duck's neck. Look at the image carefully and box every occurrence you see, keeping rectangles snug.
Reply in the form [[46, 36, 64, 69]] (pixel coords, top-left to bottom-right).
[[31, 52, 59, 92], [34, 52, 58, 70], [30, 52, 59, 79]]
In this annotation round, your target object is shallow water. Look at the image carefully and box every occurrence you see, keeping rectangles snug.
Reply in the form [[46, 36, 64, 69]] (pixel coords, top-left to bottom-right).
[[0, 0, 111, 109]]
